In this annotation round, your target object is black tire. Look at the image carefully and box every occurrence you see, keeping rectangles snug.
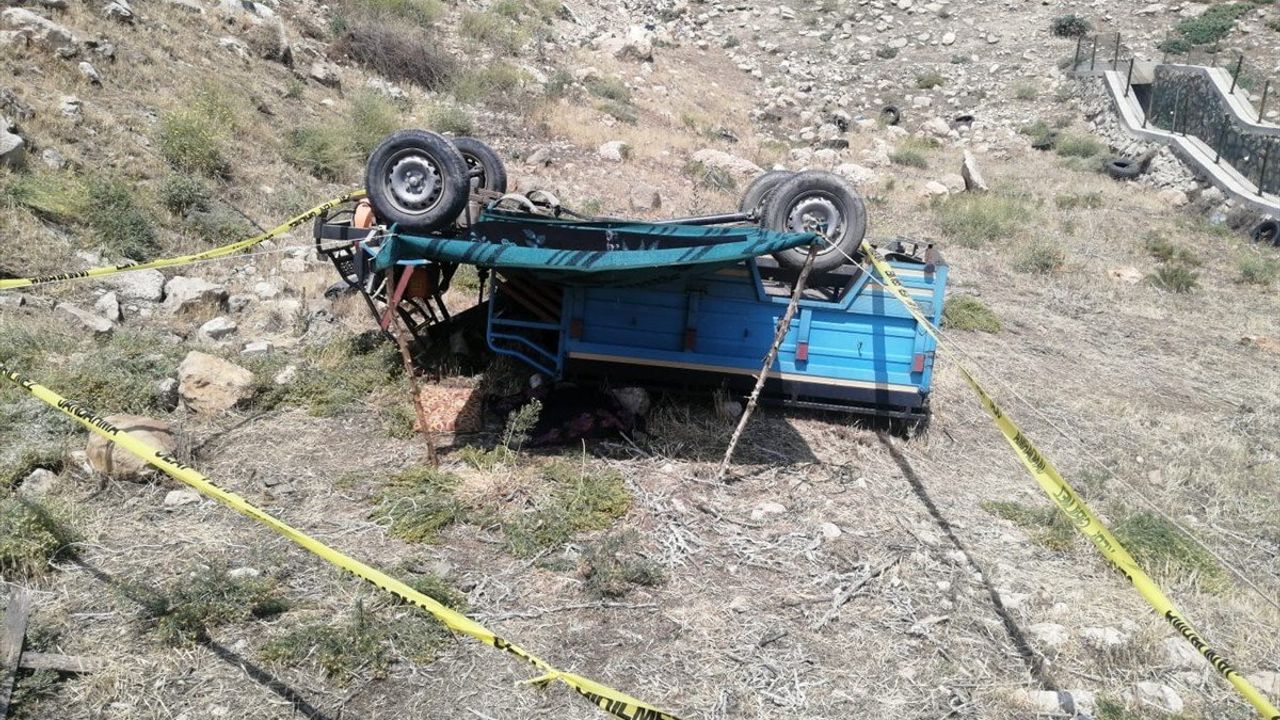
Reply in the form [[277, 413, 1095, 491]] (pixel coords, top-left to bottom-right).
[[738, 170, 795, 216], [364, 129, 470, 231], [881, 105, 901, 126], [762, 171, 868, 273], [1251, 218, 1280, 246], [452, 136, 508, 193], [1106, 156, 1142, 180]]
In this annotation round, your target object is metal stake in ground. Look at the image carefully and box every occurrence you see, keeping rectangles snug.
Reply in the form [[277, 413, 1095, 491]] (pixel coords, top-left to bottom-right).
[[715, 243, 819, 482], [386, 267, 439, 468]]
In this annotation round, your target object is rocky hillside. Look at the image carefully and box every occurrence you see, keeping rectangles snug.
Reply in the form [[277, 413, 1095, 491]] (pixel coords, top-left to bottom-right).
[[2, 1, 1280, 719]]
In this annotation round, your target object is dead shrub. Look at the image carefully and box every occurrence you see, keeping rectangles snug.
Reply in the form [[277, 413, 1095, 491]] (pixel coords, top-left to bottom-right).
[[332, 24, 456, 90]]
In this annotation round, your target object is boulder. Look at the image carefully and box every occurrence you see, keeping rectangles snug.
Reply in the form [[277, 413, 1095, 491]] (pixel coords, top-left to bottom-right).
[[961, 151, 988, 192], [0, 8, 76, 54], [610, 387, 651, 416], [86, 415, 178, 479], [16, 468, 57, 498], [164, 276, 228, 314], [56, 302, 113, 335], [154, 377, 179, 412], [0, 122, 24, 170], [1081, 626, 1126, 649], [94, 291, 122, 321], [1028, 622, 1069, 648], [78, 61, 101, 85], [177, 351, 255, 413], [309, 60, 340, 87], [922, 180, 950, 197], [107, 269, 165, 301], [834, 162, 877, 187], [102, 0, 133, 22], [628, 184, 661, 211], [609, 25, 654, 62], [198, 316, 238, 341], [691, 148, 762, 178], [598, 140, 630, 162], [1132, 682, 1183, 714], [163, 488, 200, 507]]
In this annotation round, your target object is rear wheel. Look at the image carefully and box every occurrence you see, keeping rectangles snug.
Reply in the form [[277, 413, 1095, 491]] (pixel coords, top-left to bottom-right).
[[365, 129, 470, 231], [763, 171, 867, 273], [738, 170, 795, 216], [452, 137, 508, 193]]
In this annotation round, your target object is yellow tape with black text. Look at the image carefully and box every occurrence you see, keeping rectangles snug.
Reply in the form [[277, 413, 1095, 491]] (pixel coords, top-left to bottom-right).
[[857, 240, 1280, 720], [0, 365, 681, 720], [0, 190, 366, 291]]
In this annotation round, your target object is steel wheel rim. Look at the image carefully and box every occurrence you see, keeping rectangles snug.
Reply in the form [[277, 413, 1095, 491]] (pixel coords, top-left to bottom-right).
[[786, 193, 846, 256], [462, 153, 486, 192], [386, 149, 444, 215]]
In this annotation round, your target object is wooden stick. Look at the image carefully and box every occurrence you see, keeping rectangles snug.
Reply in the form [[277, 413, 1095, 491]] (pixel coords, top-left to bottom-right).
[[715, 244, 820, 481], [387, 267, 439, 468], [1, 588, 32, 720], [19, 652, 104, 674]]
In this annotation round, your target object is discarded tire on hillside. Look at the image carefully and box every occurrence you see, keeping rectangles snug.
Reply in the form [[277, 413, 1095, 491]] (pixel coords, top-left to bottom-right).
[[365, 129, 470, 231], [738, 170, 795, 216], [763, 171, 867, 273], [881, 105, 901, 126], [1105, 156, 1143, 180], [1252, 218, 1280, 246], [453, 136, 508, 194]]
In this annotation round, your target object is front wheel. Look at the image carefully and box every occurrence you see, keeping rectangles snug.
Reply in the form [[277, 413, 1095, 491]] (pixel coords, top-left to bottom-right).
[[452, 137, 508, 193], [738, 170, 795, 217], [365, 129, 471, 231], [762, 171, 867, 273]]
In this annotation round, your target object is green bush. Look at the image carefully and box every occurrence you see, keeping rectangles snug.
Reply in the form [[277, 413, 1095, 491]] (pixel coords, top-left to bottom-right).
[[1015, 240, 1065, 274], [157, 88, 237, 176], [1054, 133, 1104, 158], [1238, 255, 1277, 284], [86, 179, 159, 261], [159, 175, 211, 216], [425, 102, 475, 135], [284, 126, 351, 181], [1156, 36, 1192, 55], [934, 193, 1032, 248], [599, 100, 638, 124], [1112, 512, 1225, 590], [682, 160, 734, 192], [1175, 3, 1252, 46], [582, 531, 664, 598], [1050, 13, 1091, 38], [1012, 81, 1039, 100], [981, 500, 1075, 551], [889, 147, 928, 168], [371, 468, 465, 543], [347, 0, 442, 26], [0, 498, 77, 579], [450, 62, 526, 106], [942, 295, 1002, 333], [585, 75, 631, 102], [914, 71, 945, 90], [1149, 263, 1199, 293], [460, 9, 526, 53], [140, 564, 288, 644], [333, 23, 456, 91], [250, 332, 401, 415], [348, 90, 402, 155], [1054, 192, 1103, 210], [186, 206, 253, 245], [499, 462, 631, 558]]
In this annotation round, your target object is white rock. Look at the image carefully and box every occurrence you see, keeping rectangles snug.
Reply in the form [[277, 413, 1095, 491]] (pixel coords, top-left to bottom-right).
[[58, 95, 81, 119], [819, 522, 842, 539], [921, 117, 951, 138], [1081, 626, 1126, 649], [177, 351, 255, 413], [241, 340, 273, 355], [253, 280, 281, 300], [1159, 636, 1203, 668], [750, 501, 787, 520], [912, 95, 933, 109], [1010, 689, 1061, 714], [1133, 682, 1183, 714], [961, 150, 988, 191], [598, 140, 630, 163], [279, 257, 306, 274], [94, 291, 122, 321], [228, 566, 260, 579], [0, 125, 24, 170], [86, 415, 177, 479], [198, 316, 238, 341], [106, 269, 165, 301], [273, 364, 297, 385], [691, 148, 762, 178], [164, 488, 201, 507], [164, 276, 228, 314], [941, 31, 955, 45], [0, 8, 77, 54], [922, 180, 950, 197], [611, 25, 654, 62], [1158, 188, 1188, 207], [834, 162, 878, 187], [1029, 622, 1070, 648], [57, 302, 113, 335], [17, 468, 57, 498], [628, 184, 662, 211], [309, 61, 341, 87]]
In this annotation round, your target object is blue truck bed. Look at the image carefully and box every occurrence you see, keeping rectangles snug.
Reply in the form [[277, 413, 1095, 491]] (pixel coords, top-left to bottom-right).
[[486, 252, 947, 420]]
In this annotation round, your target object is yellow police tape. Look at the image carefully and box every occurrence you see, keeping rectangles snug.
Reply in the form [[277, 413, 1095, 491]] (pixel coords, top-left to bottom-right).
[[857, 240, 1280, 720], [0, 365, 681, 720], [0, 190, 367, 291]]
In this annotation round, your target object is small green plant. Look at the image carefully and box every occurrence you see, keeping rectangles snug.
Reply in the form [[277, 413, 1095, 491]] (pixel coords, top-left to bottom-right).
[[333, 23, 456, 90], [1015, 240, 1065, 274], [425, 102, 475, 135], [914, 71, 945, 90], [1019, 119, 1056, 149], [501, 399, 542, 453], [1175, 2, 1252, 46], [140, 564, 288, 644], [1054, 133, 1104, 158], [950, 54, 971, 65], [981, 500, 1076, 551], [450, 62, 526, 106], [460, 9, 526, 53], [1111, 512, 1225, 590], [1144, 235, 1201, 266], [348, 0, 442, 26], [4, 171, 89, 222], [889, 147, 928, 169], [348, 90, 402, 155], [86, 179, 159, 261], [499, 462, 631, 558], [156, 88, 237, 176], [1050, 13, 1091, 38], [545, 68, 574, 99], [159, 175, 211, 216], [186, 206, 253, 245], [942, 295, 1002, 333], [1238, 255, 1277, 284], [0, 447, 63, 491], [723, 34, 740, 48], [875, 46, 898, 59], [1149, 263, 1199, 293], [1156, 36, 1193, 55], [683, 160, 735, 192], [1268, 18, 1280, 33], [284, 126, 351, 181], [248, 332, 401, 415], [261, 603, 392, 682], [934, 193, 1032, 248], [598, 100, 638, 125], [372, 467, 465, 543], [585, 75, 630, 102], [1012, 81, 1039, 100], [1054, 191, 1103, 210], [283, 78, 305, 99], [0, 498, 77, 578], [581, 531, 665, 598], [408, 571, 466, 610]]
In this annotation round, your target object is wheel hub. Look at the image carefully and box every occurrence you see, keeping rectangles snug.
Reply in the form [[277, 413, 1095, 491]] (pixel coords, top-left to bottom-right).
[[388, 154, 442, 212], [787, 195, 845, 254]]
